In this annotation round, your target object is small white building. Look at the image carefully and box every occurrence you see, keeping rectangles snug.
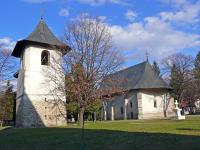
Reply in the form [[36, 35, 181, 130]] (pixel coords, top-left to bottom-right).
[[12, 18, 71, 127], [102, 61, 175, 120]]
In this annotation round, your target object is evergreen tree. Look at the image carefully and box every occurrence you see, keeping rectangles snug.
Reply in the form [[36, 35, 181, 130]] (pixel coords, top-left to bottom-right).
[[0, 80, 14, 127], [85, 99, 102, 121], [170, 64, 184, 102], [152, 61, 160, 75], [194, 51, 200, 79], [194, 51, 200, 100]]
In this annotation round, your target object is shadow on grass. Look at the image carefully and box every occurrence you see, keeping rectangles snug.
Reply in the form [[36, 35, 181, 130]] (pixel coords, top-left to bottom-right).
[[0, 128, 200, 150], [177, 128, 200, 132]]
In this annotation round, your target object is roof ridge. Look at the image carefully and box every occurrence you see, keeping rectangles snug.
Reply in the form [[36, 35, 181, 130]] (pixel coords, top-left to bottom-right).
[[108, 61, 147, 77], [137, 62, 170, 89], [25, 19, 66, 46], [134, 61, 148, 88]]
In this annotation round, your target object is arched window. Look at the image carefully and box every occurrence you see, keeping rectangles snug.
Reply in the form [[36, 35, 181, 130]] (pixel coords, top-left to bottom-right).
[[41, 50, 50, 66]]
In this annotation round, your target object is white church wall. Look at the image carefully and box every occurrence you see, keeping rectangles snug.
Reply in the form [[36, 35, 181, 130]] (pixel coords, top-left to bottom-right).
[[106, 95, 124, 120], [140, 89, 174, 119], [105, 89, 175, 121], [125, 91, 138, 119], [106, 91, 138, 120]]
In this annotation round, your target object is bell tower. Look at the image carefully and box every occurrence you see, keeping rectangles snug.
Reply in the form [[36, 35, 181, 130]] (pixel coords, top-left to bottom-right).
[[12, 19, 71, 127]]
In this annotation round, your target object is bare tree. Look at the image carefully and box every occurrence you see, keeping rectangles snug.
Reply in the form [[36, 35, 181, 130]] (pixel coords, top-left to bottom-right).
[[162, 53, 194, 102], [0, 47, 11, 85], [61, 14, 124, 128], [0, 45, 15, 127]]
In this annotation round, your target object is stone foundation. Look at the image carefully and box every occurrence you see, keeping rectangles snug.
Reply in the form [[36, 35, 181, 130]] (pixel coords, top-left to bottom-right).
[[16, 95, 67, 128]]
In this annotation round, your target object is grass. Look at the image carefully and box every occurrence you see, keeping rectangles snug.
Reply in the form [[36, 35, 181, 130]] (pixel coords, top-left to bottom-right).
[[0, 126, 10, 131], [0, 116, 200, 150]]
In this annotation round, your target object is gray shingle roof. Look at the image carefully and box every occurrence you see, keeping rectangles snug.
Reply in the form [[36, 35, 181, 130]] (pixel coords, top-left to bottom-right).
[[26, 19, 65, 46], [12, 19, 71, 57], [102, 61, 170, 92]]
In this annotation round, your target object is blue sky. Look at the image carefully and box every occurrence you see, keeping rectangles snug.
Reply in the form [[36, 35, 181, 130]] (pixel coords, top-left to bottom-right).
[[0, 0, 200, 67]]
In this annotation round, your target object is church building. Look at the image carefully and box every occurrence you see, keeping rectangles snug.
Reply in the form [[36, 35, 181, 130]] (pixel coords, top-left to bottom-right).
[[12, 18, 71, 127], [103, 61, 175, 120]]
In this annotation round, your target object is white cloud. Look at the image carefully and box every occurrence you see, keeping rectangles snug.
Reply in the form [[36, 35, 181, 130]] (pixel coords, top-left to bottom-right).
[[106, 0, 200, 62], [59, 8, 69, 17], [110, 16, 200, 61], [98, 15, 107, 21], [78, 0, 106, 5], [109, 0, 131, 6], [0, 37, 15, 50], [125, 10, 137, 22], [22, 0, 54, 3], [160, 0, 200, 24], [161, 0, 190, 9]]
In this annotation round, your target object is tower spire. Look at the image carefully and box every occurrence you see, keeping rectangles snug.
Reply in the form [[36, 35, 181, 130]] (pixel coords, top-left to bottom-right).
[[40, 1, 45, 20]]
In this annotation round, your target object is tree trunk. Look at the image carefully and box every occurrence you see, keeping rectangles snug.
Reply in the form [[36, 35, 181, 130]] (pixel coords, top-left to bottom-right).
[[1, 100, 7, 127], [93, 112, 97, 122], [78, 107, 84, 128], [164, 110, 167, 118], [0, 120, 3, 128]]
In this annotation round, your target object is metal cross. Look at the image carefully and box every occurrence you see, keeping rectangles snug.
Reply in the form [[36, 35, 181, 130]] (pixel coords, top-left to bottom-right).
[[145, 50, 149, 62], [40, 2, 45, 20]]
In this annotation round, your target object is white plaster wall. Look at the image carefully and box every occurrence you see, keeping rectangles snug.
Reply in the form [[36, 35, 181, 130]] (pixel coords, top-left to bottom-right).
[[106, 95, 124, 120], [105, 89, 174, 120], [16, 45, 67, 127], [106, 91, 138, 120], [125, 91, 138, 119], [22, 46, 65, 101], [140, 89, 174, 119], [141, 91, 163, 113], [16, 70, 24, 99]]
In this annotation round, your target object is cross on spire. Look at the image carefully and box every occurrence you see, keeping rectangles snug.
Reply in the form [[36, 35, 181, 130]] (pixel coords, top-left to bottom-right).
[[145, 50, 149, 62], [40, 1, 45, 20]]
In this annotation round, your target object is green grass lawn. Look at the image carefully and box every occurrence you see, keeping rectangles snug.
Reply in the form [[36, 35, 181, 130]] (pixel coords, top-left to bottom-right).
[[0, 116, 200, 150]]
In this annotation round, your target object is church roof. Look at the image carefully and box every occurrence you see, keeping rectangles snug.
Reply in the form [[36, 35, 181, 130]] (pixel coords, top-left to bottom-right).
[[12, 18, 71, 57], [102, 61, 171, 93]]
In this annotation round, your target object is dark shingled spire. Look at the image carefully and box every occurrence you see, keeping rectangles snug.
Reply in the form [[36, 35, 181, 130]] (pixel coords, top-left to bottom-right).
[[12, 19, 71, 57]]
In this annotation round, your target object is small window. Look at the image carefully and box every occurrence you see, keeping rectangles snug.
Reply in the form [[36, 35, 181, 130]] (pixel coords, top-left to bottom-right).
[[120, 107, 124, 115], [41, 50, 50, 66], [130, 102, 133, 108], [154, 99, 157, 108]]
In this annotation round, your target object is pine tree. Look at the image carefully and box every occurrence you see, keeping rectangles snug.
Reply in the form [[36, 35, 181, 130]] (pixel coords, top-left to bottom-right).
[[152, 61, 160, 75], [194, 51, 200, 79], [170, 64, 184, 102], [0, 80, 14, 127]]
